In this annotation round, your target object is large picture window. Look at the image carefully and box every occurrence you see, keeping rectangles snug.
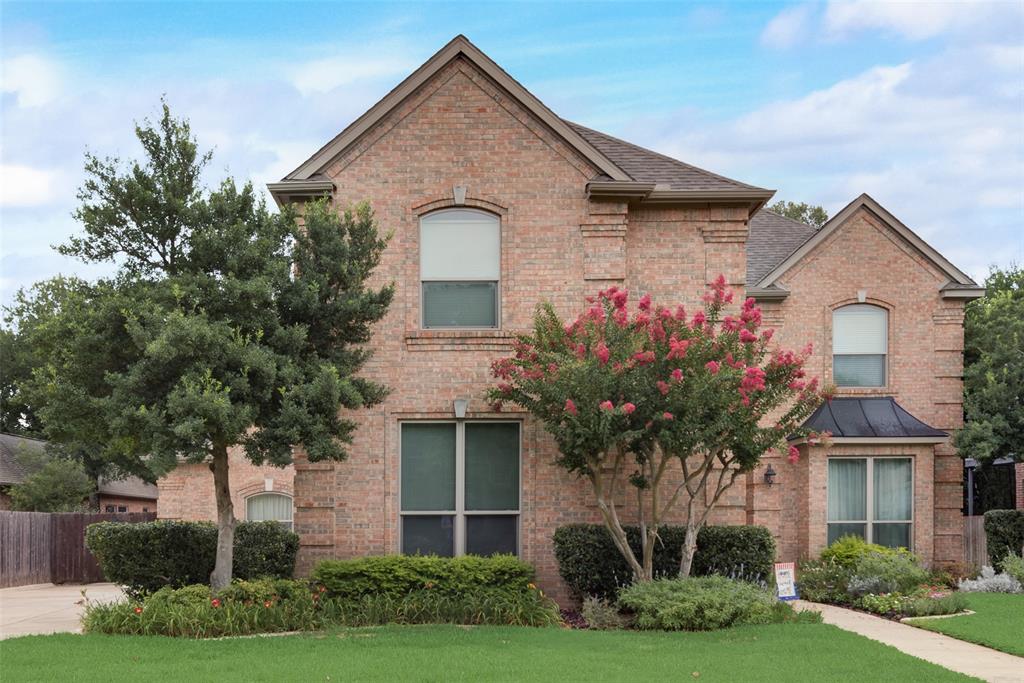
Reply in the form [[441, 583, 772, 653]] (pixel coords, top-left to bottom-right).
[[828, 457, 913, 549], [833, 304, 887, 387], [400, 422, 520, 556], [420, 209, 500, 329]]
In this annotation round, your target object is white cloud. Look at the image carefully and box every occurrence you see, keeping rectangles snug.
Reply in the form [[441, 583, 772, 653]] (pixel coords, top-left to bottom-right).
[[761, 5, 814, 49], [1, 54, 62, 107], [290, 51, 416, 95], [824, 0, 1022, 41], [0, 164, 61, 207]]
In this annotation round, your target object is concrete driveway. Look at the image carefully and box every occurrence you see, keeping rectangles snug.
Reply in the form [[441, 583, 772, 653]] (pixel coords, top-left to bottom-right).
[[0, 583, 124, 639]]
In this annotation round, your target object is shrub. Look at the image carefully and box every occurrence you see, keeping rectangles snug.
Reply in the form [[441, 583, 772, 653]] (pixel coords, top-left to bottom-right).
[[617, 576, 777, 631], [1000, 553, 1024, 585], [820, 535, 911, 568], [984, 509, 1024, 565], [581, 596, 627, 630], [552, 524, 775, 600], [796, 559, 852, 604], [858, 589, 966, 618], [86, 521, 298, 598], [848, 551, 929, 596], [958, 566, 1023, 593], [311, 554, 534, 600]]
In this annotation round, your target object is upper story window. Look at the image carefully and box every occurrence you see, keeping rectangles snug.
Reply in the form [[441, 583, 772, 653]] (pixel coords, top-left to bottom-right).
[[833, 304, 887, 387], [420, 209, 499, 329]]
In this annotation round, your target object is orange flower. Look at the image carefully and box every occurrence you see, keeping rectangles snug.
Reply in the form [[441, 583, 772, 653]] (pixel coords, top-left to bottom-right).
[[134, 606, 143, 615], [264, 600, 272, 608], [210, 598, 221, 608]]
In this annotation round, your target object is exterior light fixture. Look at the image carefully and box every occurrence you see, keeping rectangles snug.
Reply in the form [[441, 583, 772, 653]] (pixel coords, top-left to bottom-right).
[[763, 465, 777, 487], [453, 398, 469, 419]]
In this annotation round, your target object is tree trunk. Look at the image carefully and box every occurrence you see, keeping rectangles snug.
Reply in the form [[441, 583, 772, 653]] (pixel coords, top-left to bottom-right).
[[209, 441, 235, 591], [680, 516, 700, 577]]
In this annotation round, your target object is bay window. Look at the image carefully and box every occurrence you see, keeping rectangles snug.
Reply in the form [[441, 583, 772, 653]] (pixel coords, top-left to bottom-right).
[[400, 422, 520, 556], [827, 457, 913, 548], [420, 209, 500, 328], [833, 304, 887, 387]]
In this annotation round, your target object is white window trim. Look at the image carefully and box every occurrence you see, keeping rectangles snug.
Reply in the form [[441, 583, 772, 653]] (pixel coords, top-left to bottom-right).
[[398, 420, 522, 556], [419, 209, 501, 330], [827, 456, 914, 549], [832, 304, 889, 389], [244, 492, 294, 531]]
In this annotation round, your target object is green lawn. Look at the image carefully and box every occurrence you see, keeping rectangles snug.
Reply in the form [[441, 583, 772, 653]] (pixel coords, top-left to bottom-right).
[[905, 593, 1024, 657], [0, 623, 977, 682]]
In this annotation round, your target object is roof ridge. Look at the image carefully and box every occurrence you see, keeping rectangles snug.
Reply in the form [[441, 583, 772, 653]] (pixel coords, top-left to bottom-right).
[[563, 120, 766, 191]]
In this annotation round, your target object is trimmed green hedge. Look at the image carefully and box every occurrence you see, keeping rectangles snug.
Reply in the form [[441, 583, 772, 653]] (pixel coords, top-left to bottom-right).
[[985, 509, 1024, 564], [553, 524, 775, 599], [311, 554, 535, 600], [86, 520, 298, 598]]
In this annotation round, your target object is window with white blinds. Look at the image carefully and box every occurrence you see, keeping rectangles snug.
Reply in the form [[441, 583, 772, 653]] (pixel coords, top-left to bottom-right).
[[833, 305, 887, 387], [245, 493, 293, 531], [420, 209, 499, 328]]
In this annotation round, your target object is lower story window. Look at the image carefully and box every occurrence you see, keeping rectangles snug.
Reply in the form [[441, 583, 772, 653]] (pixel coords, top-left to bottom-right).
[[400, 421, 520, 557], [828, 457, 913, 549], [246, 493, 294, 531]]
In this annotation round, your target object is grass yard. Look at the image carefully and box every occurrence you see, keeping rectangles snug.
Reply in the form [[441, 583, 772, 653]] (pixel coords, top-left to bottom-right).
[[0, 623, 977, 682], [905, 593, 1024, 657]]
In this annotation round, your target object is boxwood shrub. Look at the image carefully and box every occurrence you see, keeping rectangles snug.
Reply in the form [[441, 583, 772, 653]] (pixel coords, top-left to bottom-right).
[[984, 509, 1024, 565], [552, 523, 775, 599], [86, 520, 298, 598], [311, 554, 535, 600], [617, 576, 779, 631]]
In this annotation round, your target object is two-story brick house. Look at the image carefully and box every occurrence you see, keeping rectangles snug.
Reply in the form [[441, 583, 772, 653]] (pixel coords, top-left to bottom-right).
[[267, 36, 983, 600]]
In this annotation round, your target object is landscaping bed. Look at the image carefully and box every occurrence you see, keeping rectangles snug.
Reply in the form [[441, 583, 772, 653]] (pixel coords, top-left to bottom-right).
[[0, 624, 979, 682]]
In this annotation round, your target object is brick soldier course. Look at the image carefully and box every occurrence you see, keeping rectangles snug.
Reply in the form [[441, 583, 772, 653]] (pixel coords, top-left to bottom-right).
[[262, 36, 983, 602]]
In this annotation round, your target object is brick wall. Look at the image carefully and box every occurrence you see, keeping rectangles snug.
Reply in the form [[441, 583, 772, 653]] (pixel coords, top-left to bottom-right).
[[289, 55, 970, 599], [157, 447, 294, 522], [98, 495, 155, 514]]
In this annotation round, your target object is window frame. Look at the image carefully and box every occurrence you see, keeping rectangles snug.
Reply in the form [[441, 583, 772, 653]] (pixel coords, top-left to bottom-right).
[[827, 456, 914, 549], [398, 420, 522, 557], [244, 492, 294, 531], [832, 304, 889, 389], [419, 208, 501, 330]]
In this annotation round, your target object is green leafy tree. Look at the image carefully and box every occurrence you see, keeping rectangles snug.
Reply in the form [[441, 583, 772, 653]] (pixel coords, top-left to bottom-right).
[[0, 326, 43, 436], [954, 265, 1023, 463], [8, 445, 94, 512], [488, 278, 825, 580], [22, 103, 393, 589], [768, 200, 828, 228]]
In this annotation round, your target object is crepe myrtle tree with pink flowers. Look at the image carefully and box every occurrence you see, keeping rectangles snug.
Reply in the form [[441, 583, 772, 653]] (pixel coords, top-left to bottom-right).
[[487, 276, 829, 581]]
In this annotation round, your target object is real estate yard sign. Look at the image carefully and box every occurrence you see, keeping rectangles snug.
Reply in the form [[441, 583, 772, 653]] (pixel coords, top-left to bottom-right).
[[774, 562, 798, 601]]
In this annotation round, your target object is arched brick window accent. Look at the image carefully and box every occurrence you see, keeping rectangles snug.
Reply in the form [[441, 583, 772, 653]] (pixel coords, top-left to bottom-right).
[[245, 492, 293, 531], [832, 304, 888, 388]]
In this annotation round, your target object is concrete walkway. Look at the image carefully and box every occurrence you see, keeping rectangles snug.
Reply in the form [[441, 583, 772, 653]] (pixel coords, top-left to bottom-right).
[[0, 583, 123, 639], [797, 601, 1024, 683]]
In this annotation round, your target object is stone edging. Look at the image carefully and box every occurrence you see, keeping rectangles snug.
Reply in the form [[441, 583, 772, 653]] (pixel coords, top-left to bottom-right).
[[900, 610, 974, 623]]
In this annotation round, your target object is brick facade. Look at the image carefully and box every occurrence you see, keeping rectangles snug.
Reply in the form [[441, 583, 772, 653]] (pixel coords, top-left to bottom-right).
[[157, 447, 294, 522], [98, 495, 155, 514], [272, 50, 974, 602]]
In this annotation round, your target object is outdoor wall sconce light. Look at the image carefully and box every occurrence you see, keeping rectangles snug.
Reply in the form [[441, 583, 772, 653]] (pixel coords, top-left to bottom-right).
[[453, 398, 469, 419], [763, 465, 777, 487]]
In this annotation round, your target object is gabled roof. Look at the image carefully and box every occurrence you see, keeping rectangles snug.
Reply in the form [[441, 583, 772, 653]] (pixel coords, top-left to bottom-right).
[[279, 35, 629, 185], [98, 476, 158, 501], [754, 194, 982, 299], [271, 35, 772, 212], [796, 397, 947, 443]]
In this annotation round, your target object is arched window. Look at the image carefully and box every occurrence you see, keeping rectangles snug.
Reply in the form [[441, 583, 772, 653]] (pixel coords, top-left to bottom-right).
[[420, 209, 500, 328], [245, 493, 293, 531], [832, 304, 887, 387]]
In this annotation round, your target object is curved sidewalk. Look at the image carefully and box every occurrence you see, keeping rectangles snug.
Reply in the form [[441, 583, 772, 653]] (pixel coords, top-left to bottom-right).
[[797, 601, 1024, 683]]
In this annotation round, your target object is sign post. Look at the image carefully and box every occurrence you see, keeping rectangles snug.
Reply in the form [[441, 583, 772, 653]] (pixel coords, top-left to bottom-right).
[[774, 562, 798, 601]]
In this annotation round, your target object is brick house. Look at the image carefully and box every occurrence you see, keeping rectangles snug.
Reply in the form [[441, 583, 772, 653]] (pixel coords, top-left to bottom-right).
[[265, 35, 985, 600]]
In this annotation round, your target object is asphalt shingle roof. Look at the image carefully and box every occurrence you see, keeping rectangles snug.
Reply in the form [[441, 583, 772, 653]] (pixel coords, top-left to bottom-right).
[[564, 121, 768, 192], [0, 433, 48, 485], [746, 210, 819, 286], [801, 398, 947, 439]]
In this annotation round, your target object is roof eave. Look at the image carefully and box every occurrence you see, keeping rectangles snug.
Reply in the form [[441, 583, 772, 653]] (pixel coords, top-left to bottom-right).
[[789, 435, 949, 445], [267, 180, 335, 208], [586, 183, 774, 215], [746, 286, 789, 301], [940, 285, 986, 301]]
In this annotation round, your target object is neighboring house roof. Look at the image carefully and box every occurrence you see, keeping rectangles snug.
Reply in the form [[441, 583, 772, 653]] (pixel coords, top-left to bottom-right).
[[97, 476, 158, 501], [798, 397, 948, 443], [269, 35, 771, 212], [754, 194, 982, 299], [746, 210, 819, 288], [0, 432, 47, 485]]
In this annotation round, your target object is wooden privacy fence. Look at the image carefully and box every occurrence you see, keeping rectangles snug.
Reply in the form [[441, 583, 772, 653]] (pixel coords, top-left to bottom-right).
[[963, 515, 988, 569], [0, 511, 155, 588]]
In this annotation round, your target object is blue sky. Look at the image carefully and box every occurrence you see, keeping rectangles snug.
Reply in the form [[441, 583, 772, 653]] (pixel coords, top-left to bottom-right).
[[2, 1, 1022, 305]]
